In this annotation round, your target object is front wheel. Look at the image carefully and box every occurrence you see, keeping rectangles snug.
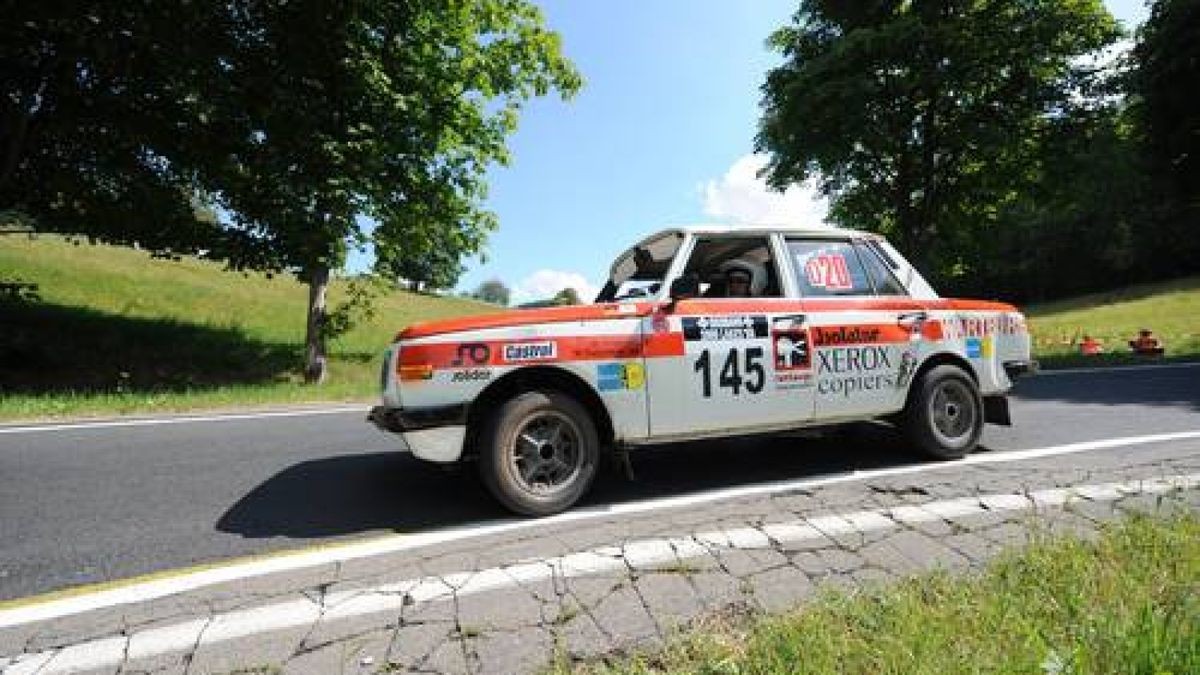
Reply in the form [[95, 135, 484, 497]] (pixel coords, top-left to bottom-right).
[[477, 390, 600, 516], [903, 365, 983, 460]]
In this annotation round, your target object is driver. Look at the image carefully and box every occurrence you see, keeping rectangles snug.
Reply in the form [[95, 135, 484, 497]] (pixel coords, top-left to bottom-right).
[[718, 258, 766, 297]]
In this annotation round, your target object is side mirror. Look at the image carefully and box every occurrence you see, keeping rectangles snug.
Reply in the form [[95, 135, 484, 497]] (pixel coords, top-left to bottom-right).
[[669, 274, 699, 302]]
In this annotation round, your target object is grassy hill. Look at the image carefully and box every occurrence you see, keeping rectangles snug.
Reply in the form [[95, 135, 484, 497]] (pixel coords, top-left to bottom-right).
[[1025, 275, 1200, 368], [0, 235, 499, 419], [2, 234, 1197, 420]]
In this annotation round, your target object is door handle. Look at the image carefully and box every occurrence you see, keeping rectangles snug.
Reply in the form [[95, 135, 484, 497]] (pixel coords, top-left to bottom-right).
[[897, 311, 928, 325]]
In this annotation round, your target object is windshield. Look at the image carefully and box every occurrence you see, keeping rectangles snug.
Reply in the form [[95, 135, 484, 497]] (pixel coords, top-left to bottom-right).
[[595, 231, 684, 302]]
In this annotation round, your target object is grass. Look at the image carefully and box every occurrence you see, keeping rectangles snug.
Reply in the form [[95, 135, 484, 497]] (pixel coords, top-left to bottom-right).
[[1024, 275, 1200, 369], [556, 512, 1200, 675], [0, 234, 497, 419]]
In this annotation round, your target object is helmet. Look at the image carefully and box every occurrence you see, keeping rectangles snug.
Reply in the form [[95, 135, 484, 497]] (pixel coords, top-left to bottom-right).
[[718, 258, 767, 296]]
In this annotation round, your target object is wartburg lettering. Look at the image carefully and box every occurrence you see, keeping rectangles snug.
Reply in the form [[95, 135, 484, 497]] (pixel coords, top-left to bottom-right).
[[502, 341, 557, 362], [370, 224, 1034, 517]]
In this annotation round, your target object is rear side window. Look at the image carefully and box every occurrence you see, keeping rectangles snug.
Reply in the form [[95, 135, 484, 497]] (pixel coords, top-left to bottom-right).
[[855, 242, 908, 295], [787, 240, 873, 296]]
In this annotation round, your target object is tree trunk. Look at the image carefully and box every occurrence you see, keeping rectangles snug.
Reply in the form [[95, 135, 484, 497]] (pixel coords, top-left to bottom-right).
[[304, 265, 331, 384]]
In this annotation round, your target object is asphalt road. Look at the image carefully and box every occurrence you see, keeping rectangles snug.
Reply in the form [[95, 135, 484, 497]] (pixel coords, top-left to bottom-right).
[[2, 364, 1198, 602]]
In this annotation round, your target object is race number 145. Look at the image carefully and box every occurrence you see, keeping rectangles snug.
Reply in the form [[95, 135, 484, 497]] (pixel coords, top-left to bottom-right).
[[693, 347, 765, 397]]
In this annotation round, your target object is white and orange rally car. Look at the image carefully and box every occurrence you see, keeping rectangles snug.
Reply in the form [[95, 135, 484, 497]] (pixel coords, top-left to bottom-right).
[[370, 225, 1035, 515]]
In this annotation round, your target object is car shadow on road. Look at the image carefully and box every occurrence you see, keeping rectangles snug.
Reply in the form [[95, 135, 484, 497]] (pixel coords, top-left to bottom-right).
[[216, 423, 930, 539]]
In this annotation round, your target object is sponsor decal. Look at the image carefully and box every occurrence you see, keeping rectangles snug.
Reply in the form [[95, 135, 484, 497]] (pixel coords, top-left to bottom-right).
[[966, 337, 982, 359], [773, 328, 813, 390], [804, 253, 853, 290], [812, 325, 883, 346], [597, 362, 645, 391], [682, 315, 768, 342], [450, 342, 491, 366], [816, 345, 897, 397], [774, 330, 810, 370], [450, 369, 492, 383], [942, 315, 1027, 340], [965, 336, 995, 360], [502, 341, 557, 363]]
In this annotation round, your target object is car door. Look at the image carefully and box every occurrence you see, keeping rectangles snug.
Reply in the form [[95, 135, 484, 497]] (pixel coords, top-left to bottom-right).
[[789, 237, 926, 421], [644, 234, 817, 438]]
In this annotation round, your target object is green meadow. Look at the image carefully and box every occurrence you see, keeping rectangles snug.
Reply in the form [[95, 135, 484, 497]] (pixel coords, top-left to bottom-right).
[[0, 235, 497, 419]]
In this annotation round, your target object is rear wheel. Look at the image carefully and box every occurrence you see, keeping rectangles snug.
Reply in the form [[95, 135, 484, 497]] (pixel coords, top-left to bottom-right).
[[477, 390, 600, 516], [904, 365, 983, 460]]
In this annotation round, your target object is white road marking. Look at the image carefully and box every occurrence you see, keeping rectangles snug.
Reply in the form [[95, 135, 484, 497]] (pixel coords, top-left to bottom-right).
[[1, 429, 1198, 631], [1035, 361, 1200, 376], [8, 473, 1197, 674], [0, 406, 370, 435]]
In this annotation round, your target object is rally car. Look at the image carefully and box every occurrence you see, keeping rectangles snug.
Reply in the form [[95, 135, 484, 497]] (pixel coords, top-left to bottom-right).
[[370, 225, 1036, 515]]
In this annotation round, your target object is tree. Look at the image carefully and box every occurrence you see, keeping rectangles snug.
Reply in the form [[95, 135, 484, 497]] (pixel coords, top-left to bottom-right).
[[473, 279, 510, 306], [1, 1, 580, 383], [375, 223, 468, 293], [757, 0, 1120, 288], [552, 287, 581, 305], [1, 3, 239, 256], [1132, 0, 1200, 277]]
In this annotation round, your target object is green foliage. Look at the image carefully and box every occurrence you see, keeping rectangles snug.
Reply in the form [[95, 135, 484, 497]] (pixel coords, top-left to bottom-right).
[[322, 275, 388, 342], [758, 0, 1121, 284], [1, 0, 581, 380], [553, 287, 581, 305], [971, 105, 1150, 302], [563, 512, 1200, 674], [1131, 0, 1200, 278], [1, 3, 235, 255], [473, 278, 511, 306]]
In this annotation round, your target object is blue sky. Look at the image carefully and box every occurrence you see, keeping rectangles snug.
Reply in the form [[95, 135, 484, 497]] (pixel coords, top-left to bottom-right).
[[367, 0, 1150, 304]]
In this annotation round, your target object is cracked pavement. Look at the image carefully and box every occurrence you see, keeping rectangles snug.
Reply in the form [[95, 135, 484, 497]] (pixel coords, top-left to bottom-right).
[[3, 438, 1198, 674]]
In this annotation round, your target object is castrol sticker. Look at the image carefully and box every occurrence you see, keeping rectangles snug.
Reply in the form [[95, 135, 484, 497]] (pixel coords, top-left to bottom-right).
[[501, 341, 557, 363]]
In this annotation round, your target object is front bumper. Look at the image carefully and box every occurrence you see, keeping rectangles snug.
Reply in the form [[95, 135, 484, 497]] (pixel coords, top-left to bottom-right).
[[368, 404, 468, 464], [368, 403, 467, 433], [1003, 359, 1039, 380]]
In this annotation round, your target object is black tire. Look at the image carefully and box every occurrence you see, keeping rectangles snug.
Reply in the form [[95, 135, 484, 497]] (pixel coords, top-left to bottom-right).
[[903, 364, 983, 460], [477, 390, 600, 516]]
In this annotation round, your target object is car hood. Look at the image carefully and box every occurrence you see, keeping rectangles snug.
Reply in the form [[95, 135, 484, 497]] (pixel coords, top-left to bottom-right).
[[396, 303, 655, 341]]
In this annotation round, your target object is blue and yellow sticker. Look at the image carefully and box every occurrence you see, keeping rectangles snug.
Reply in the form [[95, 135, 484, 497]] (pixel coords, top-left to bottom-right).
[[597, 362, 645, 391], [966, 336, 994, 359]]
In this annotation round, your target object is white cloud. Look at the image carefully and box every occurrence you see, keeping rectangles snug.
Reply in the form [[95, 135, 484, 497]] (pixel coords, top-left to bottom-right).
[[512, 269, 600, 305], [701, 154, 829, 226]]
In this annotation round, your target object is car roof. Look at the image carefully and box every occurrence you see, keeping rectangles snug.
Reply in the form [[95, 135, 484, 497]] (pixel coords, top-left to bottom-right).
[[674, 223, 869, 237], [633, 223, 874, 249]]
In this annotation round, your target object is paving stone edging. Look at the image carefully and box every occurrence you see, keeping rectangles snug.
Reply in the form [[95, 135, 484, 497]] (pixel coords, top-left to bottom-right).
[[3, 447, 1199, 675]]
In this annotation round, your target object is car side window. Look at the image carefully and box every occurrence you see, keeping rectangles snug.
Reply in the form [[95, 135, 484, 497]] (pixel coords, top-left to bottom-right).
[[788, 239, 874, 297], [682, 236, 782, 298], [855, 242, 908, 295]]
